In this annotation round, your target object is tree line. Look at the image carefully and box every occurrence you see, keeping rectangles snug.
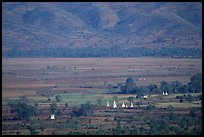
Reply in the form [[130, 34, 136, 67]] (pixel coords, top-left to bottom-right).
[[3, 46, 202, 58], [119, 73, 202, 95]]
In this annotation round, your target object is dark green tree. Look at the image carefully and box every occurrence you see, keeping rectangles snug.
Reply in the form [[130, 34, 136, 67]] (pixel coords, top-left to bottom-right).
[[10, 101, 36, 120], [121, 77, 136, 94], [50, 103, 58, 114], [97, 98, 103, 106], [147, 84, 158, 93], [55, 95, 62, 102], [27, 125, 39, 135], [171, 81, 183, 93], [70, 102, 95, 117], [65, 102, 69, 107], [189, 73, 202, 92], [127, 96, 134, 102]]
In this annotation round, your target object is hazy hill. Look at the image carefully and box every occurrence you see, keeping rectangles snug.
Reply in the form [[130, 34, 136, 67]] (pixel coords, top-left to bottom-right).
[[2, 2, 202, 57]]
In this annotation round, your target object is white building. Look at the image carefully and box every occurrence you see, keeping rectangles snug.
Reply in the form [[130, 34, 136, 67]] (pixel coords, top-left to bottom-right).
[[113, 100, 117, 108], [143, 95, 148, 99], [121, 102, 125, 108], [51, 114, 55, 120], [130, 102, 134, 108], [163, 91, 168, 96], [107, 100, 110, 107]]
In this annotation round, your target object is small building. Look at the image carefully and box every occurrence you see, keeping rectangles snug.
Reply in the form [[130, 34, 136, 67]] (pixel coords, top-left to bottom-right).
[[51, 114, 55, 120], [143, 95, 148, 99]]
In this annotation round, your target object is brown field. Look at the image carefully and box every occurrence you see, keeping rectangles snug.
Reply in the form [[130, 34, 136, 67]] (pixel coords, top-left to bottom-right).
[[2, 57, 202, 97]]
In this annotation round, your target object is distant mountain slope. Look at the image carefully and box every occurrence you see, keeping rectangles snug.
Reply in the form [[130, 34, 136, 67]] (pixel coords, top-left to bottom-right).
[[2, 2, 202, 57]]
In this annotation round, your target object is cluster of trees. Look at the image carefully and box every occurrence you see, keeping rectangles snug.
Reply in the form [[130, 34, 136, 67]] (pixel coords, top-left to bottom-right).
[[3, 46, 202, 58], [176, 94, 202, 103], [9, 101, 36, 120], [70, 102, 96, 117], [119, 73, 202, 95]]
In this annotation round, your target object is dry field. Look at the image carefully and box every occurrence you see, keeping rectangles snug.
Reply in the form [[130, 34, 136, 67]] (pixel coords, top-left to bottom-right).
[[2, 57, 202, 93]]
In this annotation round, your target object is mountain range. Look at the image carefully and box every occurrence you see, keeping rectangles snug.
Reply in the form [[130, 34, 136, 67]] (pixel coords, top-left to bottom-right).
[[2, 2, 202, 57]]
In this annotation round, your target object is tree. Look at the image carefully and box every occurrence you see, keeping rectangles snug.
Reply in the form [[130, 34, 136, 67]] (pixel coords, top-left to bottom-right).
[[127, 97, 134, 102], [65, 102, 69, 107], [112, 96, 118, 101], [147, 84, 158, 93], [55, 95, 62, 102], [97, 98, 103, 106], [115, 121, 123, 134], [10, 101, 36, 120], [50, 103, 58, 114], [187, 94, 193, 103], [179, 98, 184, 103], [160, 81, 171, 92], [27, 125, 39, 135], [70, 102, 95, 117], [19, 96, 29, 103], [122, 77, 136, 94], [138, 86, 149, 94], [126, 77, 134, 84], [189, 73, 202, 92], [179, 84, 190, 93], [171, 81, 183, 93], [136, 92, 143, 98]]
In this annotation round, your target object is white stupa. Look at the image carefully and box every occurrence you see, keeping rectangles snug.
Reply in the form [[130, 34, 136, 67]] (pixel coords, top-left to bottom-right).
[[121, 102, 125, 108], [125, 104, 128, 108], [113, 100, 117, 108], [51, 114, 55, 120], [107, 100, 110, 107], [130, 102, 134, 108], [162, 91, 165, 96], [165, 91, 168, 95]]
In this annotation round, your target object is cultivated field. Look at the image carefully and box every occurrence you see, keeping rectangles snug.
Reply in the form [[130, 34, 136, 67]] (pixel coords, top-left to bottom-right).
[[2, 57, 202, 135]]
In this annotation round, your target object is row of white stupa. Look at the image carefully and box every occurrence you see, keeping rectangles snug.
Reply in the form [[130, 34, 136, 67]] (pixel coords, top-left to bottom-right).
[[106, 100, 134, 108], [50, 92, 169, 119], [162, 91, 168, 96]]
